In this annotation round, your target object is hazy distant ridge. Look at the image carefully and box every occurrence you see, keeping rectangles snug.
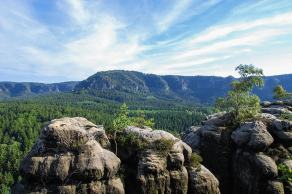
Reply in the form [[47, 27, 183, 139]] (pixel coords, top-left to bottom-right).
[[1, 70, 292, 103]]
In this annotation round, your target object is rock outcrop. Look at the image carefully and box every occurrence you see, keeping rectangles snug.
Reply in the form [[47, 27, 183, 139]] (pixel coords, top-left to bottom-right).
[[12, 117, 124, 194], [116, 126, 220, 194], [13, 117, 220, 194], [182, 101, 292, 194]]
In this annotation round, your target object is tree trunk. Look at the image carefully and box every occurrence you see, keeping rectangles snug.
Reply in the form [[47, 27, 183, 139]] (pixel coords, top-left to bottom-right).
[[114, 131, 118, 155]]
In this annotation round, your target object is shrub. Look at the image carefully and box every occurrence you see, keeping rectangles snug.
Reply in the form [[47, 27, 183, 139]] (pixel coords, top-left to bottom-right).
[[278, 163, 292, 182], [130, 110, 155, 128], [117, 133, 148, 151], [273, 85, 292, 100], [190, 153, 203, 168], [152, 138, 176, 156], [280, 113, 292, 121]]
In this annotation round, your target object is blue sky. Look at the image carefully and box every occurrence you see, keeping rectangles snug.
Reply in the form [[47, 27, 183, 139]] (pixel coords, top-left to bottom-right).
[[1, 0, 292, 82]]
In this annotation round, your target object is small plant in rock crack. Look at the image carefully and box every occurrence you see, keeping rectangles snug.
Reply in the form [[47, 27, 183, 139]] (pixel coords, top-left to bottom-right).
[[278, 163, 292, 183], [189, 153, 203, 169]]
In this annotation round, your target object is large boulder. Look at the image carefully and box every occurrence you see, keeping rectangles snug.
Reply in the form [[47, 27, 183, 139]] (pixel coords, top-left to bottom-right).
[[188, 165, 221, 194], [13, 117, 124, 194], [231, 121, 274, 151], [269, 119, 292, 146], [40, 117, 110, 149]]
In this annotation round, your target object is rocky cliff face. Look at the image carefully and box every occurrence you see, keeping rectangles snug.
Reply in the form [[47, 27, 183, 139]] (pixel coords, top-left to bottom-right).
[[182, 100, 292, 194], [13, 117, 220, 194]]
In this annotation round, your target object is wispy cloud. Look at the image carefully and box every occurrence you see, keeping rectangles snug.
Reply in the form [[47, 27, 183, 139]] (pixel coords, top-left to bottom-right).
[[0, 0, 292, 82], [157, 0, 192, 32]]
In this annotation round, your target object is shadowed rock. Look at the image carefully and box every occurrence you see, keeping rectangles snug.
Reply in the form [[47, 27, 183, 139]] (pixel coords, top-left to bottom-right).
[[182, 101, 292, 194]]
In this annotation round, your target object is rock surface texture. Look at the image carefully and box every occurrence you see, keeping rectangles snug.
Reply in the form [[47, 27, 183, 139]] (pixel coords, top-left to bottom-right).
[[116, 126, 220, 194], [12, 117, 124, 194], [13, 117, 220, 194], [182, 101, 292, 194]]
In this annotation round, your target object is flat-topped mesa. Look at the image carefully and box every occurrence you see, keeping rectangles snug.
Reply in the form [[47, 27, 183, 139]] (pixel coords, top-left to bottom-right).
[[13, 117, 124, 194], [182, 102, 292, 194]]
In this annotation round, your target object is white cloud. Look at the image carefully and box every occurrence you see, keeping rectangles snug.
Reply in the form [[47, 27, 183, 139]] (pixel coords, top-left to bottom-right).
[[57, 0, 90, 25], [157, 0, 192, 32], [189, 12, 292, 44]]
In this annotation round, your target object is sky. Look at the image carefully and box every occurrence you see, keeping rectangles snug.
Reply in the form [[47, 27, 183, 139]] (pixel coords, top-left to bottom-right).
[[1, 0, 292, 82]]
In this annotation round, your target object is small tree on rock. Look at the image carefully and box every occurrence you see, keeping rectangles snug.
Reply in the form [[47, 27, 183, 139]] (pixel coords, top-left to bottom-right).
[[273, 85, 291, 100], [216, 64, 264, 124], [112, 103, 130, 155]]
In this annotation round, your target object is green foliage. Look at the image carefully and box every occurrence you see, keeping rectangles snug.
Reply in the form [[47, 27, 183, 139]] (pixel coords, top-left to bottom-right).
[[232, 64, 264, 92], [273, 85, 292, 100], [280, 113, 292, 121], [117, 132, 175, 155], [216, 64, 264, 123], [116, 133, 148, 151], [278, 163, 292, 184], [112, 103, 131, 132], [152, 138, 176, 156], [189, 153, 203, 168], [130, 110, 155, 128]]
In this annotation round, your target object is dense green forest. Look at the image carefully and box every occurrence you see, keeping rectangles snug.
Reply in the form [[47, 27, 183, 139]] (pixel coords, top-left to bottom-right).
[[0, 93, 212, 193]]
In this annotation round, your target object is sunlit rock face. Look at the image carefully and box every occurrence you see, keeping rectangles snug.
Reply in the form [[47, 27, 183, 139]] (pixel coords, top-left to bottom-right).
[[12, 117, 124, 194]]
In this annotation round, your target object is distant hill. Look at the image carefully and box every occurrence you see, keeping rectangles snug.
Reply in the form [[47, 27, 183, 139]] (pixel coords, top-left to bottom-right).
[[0, 81, 78, 99], [75, 70, 292, 103], [1, 70, 292, 103]]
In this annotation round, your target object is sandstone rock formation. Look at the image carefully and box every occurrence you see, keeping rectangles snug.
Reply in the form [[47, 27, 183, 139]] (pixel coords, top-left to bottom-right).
[[182, 101, 292, 194], [13, 118, 220, 194], [116, 126, 220, 194], [12, 117, 124, 194]]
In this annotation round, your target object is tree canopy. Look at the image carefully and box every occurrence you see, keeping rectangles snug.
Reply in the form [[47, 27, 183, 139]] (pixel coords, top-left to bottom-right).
[[216, 64, 264, 123]]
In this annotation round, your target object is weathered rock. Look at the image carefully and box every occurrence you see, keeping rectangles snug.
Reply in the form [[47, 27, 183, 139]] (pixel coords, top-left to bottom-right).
[[14, 117, 124, 194], [254, 153, 278, 178], [181, 126, 201, 151], [119, 126, 220, 194], [233, 151, 279, 194], [40, 117, 110, 149], [15, 118, 221, 194], [203, 112, 233, 126], [183, 107, 291, 194], [186, 124, 232, 194], [265, 181, 285, 194], [283, 159, 292, 170], [262, 107, 292, 116], [188, 165, 220, 194], [270, 119, 292, 146], [231, 121, 274, 151]]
